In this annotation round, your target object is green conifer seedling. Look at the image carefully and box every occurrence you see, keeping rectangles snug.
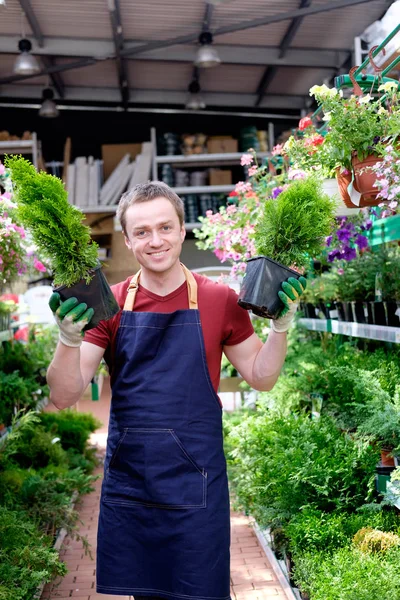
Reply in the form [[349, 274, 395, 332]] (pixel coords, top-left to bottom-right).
[[253, 177, 336, 269], [5, 156, 99, 287]]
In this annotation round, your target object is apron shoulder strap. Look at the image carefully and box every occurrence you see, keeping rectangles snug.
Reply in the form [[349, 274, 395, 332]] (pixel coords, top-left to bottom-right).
[[123, 264, 198, 311]]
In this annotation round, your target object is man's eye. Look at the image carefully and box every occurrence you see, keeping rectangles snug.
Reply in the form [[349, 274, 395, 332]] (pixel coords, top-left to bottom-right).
[[137, 231, 147, 237], [162, 226, 171, 231]]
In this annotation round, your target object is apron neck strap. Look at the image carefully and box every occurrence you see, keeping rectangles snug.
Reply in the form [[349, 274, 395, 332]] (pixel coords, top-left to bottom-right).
[[124, 263, 198, 312]]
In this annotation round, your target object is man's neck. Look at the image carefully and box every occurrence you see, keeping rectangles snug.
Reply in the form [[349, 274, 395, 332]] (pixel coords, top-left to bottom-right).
[[139, 262, 186, 297]]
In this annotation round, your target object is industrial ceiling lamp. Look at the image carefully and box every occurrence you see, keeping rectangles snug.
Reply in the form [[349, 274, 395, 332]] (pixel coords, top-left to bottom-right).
[[13, 38, 40, 75], [185, 79, 206, 110], [195, 31, 221, 68], [39, 88, 59, 118]]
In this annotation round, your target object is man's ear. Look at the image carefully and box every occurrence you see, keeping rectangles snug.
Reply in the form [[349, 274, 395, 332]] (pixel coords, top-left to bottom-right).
[[124, 235, 132, 251], [180, 225, 186, 243]]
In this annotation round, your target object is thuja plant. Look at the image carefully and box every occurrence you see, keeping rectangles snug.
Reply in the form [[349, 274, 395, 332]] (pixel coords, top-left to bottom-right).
[[5, 156, 99, 287], [254, 176, 336, 269]]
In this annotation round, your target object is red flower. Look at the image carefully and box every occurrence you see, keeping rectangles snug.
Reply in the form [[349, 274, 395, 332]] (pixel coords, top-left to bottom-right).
[[299, 116, 313, 130]]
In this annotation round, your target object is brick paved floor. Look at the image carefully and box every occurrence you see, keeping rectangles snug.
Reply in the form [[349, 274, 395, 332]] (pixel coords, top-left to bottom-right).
[[41, 379, 289, 600]]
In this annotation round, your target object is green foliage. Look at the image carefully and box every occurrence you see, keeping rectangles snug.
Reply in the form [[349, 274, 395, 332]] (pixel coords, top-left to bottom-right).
[[0, 372, 31, 426], [39, 409, 101, 454], [227, 411, 378, 526], [293, 546, 400, 600], [285, 507, 400, 555], [4, 422, 68, 470], [0, 506, 67, 599], [358, 402, 400, 452], [5, 156, 99, 287], [302, 271, 338, 304], [254, 177, 336, 269]]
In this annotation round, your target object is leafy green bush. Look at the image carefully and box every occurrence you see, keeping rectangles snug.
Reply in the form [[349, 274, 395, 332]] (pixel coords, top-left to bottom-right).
[[4, 423, 68, 470], [0, 506, 67, 600], [285, 507, 400, 555], [254, 177, 336, 269], [293, 546, 400, 600], [0, 372, 31, 426], [39, 409, 101, 454], [6, 156, 99, 287], [227, 411, 379, 526]]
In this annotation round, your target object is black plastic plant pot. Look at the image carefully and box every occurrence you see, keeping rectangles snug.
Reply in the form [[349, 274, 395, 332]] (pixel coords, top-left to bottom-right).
[[238, 256, 301, 319], [305, 303, 316, 319], [351, 301, 367, 324], [54, 266, 120, 331], [385, 301, 400, 327], [365, 301, 374, 325], [336, 301, 352, 322], [372, 301, 387, 326]]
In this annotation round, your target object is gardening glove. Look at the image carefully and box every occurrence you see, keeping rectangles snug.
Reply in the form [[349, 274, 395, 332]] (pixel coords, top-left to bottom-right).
[[271, 276, 307, 333], [49, 293, 94, 348]]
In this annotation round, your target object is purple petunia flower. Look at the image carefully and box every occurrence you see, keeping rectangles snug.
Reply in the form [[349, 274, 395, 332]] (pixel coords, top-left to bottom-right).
[[328, 249, 341, 262], [336, 228, 352, 243], [272, 187, 284, 199], [325, 235, 333, 247], [342, 246, 357, 261], [355, 234, 368, 249]]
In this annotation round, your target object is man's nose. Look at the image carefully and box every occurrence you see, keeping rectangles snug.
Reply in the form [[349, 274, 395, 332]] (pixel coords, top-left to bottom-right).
[[149, 230, 163, 246]]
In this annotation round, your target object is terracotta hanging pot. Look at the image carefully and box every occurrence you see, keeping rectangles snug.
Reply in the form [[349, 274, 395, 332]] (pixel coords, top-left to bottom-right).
[[351, 153, 383, 206], [335, 168, 354, 208]]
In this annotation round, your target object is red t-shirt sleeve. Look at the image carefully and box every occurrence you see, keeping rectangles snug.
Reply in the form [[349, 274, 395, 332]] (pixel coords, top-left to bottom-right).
[[221, 286, 254, 346]]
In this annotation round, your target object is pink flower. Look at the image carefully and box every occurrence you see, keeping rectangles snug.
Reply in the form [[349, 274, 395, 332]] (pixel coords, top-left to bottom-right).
[[272, 144, 283, 156], [240, 154, 253, 166], [0, 164, 5, 176], [248, 165, 258, 177], [389, 201, 398, 210], [235, 181, 253, 194], [33, 258, 46, 272]]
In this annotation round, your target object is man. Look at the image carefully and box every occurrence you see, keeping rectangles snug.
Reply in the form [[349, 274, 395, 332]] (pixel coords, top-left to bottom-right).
[[47, 182, 305, 600]]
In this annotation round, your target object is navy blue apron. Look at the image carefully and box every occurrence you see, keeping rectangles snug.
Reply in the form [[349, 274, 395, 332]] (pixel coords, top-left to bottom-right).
[[97, 264, 231, 600]]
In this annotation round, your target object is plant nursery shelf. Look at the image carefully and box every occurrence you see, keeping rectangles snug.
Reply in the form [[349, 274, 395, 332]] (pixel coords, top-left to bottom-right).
[[298, 318, 400, 343], [156, 152, 270, 168], [171, 184, 235, 194]]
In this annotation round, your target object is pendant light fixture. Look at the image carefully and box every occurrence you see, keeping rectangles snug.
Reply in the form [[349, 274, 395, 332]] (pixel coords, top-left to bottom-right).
[[185, 78, 206, 110], [39, 88, 59, 118], [195, 31, 221, 68], [13, 38, 40, 75]]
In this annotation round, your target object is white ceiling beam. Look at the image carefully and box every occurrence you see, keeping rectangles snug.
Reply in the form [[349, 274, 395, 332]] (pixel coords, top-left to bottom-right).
[[0, 36, 348, 68], [0, 84, 306, 109]]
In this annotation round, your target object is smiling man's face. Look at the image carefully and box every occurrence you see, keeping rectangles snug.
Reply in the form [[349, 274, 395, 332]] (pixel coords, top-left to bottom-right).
[[124, 197, 186, 275]]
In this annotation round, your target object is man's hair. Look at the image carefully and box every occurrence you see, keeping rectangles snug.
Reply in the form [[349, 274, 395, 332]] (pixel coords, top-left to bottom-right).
[[116, 181, 185, 235]]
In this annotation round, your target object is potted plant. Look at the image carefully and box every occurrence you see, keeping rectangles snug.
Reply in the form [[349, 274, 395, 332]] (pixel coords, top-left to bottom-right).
[[309, 80, 400, 207], [238, 176, 336, 318], [5, 156, 119, 330], [357, 402, 400, 468]]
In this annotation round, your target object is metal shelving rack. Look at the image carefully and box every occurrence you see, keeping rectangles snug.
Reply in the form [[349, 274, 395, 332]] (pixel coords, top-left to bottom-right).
[[298, 318, 400, 344], [0, 133, 39, 169]]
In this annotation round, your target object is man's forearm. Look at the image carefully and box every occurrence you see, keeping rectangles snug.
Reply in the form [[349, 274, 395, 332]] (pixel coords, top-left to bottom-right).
[[251, 329, 287, 391], [47, 342, 85, 409]]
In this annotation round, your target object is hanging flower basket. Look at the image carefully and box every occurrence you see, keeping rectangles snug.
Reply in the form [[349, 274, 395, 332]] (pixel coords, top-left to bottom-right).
[[335, 168, 354, 208], [351, 153, 383, 206], [54, 265, 119, 331], [238, 256, 301, 319]]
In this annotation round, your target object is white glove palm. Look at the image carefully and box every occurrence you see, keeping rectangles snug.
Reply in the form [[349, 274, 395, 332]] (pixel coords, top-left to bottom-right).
[[49, 293, 94, 347]]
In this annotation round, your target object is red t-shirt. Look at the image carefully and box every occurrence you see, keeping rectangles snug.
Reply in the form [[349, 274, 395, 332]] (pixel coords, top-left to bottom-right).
[[84, 272, 254, 391]]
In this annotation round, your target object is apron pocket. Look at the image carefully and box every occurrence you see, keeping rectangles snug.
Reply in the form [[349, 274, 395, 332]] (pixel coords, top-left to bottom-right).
[[104, 428, 207, 509]]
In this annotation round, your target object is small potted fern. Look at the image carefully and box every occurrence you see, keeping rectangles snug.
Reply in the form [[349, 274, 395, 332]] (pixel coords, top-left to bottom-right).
[[6, 156, 119, 330], [238, 177, 336, 318]]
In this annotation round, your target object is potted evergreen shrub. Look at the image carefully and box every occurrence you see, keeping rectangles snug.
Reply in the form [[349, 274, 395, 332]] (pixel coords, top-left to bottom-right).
[[5, 156, 119, 330], [238, 176, 336, 318]]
